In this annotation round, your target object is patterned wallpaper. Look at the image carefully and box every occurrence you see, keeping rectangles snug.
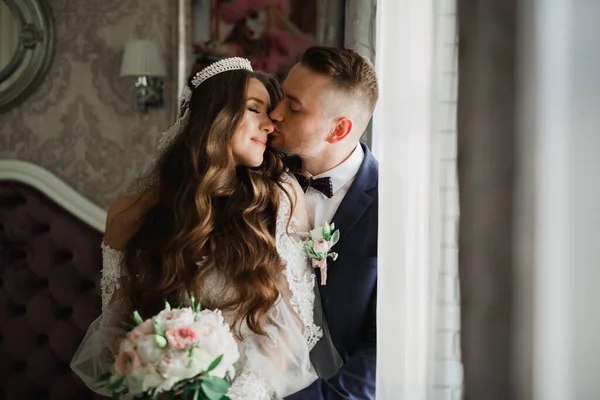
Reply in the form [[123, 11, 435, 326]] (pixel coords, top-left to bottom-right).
[[0, 0, 175, 209]]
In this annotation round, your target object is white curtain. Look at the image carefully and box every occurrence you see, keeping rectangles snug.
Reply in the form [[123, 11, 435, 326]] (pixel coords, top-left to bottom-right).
[[514, 1, 600, 398], [373, 0, 444, 398]]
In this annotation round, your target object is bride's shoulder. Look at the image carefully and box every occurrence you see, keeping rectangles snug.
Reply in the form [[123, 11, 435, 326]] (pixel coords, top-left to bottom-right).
[[104, 189, 158, 250]]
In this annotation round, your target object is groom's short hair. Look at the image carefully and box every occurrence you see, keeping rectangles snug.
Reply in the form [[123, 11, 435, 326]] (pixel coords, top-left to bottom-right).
[[300, 46, 379, 115]]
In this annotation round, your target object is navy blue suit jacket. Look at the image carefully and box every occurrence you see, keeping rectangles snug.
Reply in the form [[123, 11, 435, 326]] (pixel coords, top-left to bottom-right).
[[286, 142, 378, 399]]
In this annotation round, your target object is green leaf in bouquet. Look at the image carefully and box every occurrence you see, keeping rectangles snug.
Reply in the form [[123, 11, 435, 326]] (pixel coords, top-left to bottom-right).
[[95, 371, 113, 384], [181, 385, 192, 400], [155, 334, 168, 348], [152, 317, 165, 337], [132, 310, 144, 326], [106, 376, 124, 391], [330, 222, 335, 231], [121, 320, 134, 330], [206, 355, 223, 373], [330, 229, 340, 246], [103, 348, 116, 364], [165, 392, 175, 400], [200, 376, 229, 400], [189, 292, 201, 313], [330, 251, 339, 261], [164, 299, 172, 311]]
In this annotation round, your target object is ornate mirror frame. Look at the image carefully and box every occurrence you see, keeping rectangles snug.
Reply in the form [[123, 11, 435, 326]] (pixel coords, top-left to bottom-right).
[[0, 0, 54, 112]]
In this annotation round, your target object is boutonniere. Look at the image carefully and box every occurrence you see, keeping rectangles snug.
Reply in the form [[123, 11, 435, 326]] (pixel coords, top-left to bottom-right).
[[303, 222, 340, 285]]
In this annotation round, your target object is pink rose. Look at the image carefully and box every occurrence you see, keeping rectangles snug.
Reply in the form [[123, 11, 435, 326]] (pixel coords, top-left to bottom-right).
[[115, 349, 142, 375], [156, 308, 194, 329], [165, 326, 200, 350], [313, 239, 331, 254]]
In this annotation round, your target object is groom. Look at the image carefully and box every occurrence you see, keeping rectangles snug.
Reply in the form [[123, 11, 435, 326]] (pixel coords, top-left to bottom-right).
[[270, 46, 379, 399]]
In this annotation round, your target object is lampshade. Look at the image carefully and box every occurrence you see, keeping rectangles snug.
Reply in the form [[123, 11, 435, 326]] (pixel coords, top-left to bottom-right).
[[120, 40, 166, 77]]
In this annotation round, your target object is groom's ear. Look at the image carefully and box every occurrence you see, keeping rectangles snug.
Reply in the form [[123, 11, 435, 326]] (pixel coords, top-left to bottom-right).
[[326, 117, 353, 144]]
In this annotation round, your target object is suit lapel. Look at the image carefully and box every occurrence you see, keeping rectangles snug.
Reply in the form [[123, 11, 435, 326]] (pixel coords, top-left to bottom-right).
[[330, 143, 378, 249]]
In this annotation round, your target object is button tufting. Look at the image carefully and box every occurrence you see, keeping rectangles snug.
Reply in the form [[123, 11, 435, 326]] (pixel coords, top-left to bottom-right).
[[0, 194, 26, 208], [1, 182, 105, 397], [32, 388, 50, 399], [56, 250, 74, 262], [33, 223, 51, 234], [58, 361, 70, 371], [79, 278, 96, 292], [11, 304, 26, 317], [37, 334, 48, 345], [38, 278, 49, 288], [9, 249, 27, 262], [56, 306, 73, 318]]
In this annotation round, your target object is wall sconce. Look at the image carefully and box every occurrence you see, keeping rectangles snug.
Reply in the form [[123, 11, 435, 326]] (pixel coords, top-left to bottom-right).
[[120, 40, 166, 113]]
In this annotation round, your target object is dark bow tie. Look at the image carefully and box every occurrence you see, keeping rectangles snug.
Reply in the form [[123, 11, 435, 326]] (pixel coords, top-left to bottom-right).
[[295, 174, 334, 198]]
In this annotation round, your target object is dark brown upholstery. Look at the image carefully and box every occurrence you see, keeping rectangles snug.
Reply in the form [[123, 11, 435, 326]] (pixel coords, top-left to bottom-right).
[[0, 181, 106, 399]]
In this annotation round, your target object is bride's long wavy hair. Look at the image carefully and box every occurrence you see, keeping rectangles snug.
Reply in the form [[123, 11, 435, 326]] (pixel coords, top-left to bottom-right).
[[123, 69, 288, 335]]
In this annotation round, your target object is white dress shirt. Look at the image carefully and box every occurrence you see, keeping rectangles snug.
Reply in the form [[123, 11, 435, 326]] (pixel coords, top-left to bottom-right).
[[305, 144, 365, 229]]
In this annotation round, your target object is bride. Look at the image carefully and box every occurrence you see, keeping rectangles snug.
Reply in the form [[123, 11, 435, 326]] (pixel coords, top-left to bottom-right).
[[70, 58, 332, 399]]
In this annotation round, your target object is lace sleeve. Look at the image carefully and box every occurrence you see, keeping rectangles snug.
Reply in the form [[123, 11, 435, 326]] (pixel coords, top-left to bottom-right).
[[70, 242, 131, 396], [100, 242, 127, 314]]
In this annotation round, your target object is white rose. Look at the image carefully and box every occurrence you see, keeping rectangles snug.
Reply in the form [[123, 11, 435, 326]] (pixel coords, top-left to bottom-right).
[[313, 239, 331, 255], [214, 327, 240, 375], [310, 227, 324, 242], [136, 335, 165, 364], [194, 309, 225, 327], [156, 308, 195, 329], [126, 365, 164, 396], [191, 325, 239, 379], [157, 351, 196, 382]]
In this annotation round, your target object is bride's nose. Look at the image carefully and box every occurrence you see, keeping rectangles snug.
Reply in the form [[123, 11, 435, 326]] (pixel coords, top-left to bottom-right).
[[261, 120, 275, 134]]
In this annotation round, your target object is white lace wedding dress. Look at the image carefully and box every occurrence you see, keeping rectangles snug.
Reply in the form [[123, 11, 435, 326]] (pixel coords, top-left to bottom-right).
[[70, 177, 323, 399]]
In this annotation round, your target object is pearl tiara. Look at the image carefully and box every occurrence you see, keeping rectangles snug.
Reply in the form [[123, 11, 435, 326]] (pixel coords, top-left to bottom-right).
[[191, 57, 253, 88]]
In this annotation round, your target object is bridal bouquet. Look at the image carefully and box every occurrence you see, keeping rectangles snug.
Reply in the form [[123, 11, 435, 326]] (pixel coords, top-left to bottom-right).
[[98, 295, 239, 400], [303, 222, 340, 285]]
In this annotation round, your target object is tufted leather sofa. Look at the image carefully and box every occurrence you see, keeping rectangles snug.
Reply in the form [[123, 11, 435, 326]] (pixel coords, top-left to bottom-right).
[[0, 181, 107, 399]]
